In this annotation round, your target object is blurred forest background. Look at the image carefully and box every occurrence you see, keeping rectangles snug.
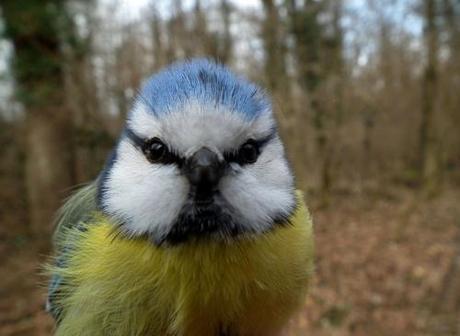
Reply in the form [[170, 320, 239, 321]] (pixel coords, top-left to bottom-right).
[[0, 0, 459, 335]]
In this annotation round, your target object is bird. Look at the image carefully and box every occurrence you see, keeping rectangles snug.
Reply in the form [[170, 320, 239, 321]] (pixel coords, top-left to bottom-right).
[[47, 58, 314, 336]]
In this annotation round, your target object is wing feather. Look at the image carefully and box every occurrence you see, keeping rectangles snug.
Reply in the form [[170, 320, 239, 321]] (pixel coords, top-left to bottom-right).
[[47, 181, 98, 321]]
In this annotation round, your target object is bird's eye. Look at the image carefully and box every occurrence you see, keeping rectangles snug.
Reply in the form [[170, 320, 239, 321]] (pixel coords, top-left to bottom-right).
[[238, 140, 259, 164], [143, 138, 167, 163]]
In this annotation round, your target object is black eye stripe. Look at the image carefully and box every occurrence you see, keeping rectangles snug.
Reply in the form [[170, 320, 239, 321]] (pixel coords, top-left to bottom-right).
[[124, 129, 184, 166], [124, 128, 276, 166], [124, 128, 145, 149], [223, 132, 275, 164], [253, 132, 276, 148]]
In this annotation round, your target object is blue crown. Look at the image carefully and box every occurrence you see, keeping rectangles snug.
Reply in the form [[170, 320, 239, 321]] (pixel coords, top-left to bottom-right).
[[137, 59, 270, 120]]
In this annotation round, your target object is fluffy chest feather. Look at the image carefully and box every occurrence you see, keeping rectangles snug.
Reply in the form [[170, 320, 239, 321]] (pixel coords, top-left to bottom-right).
[[53, 198, 313, 336]]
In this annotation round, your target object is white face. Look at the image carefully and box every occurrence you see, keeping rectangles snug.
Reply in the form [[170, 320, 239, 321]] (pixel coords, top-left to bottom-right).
[[99, 100, 295, 244]]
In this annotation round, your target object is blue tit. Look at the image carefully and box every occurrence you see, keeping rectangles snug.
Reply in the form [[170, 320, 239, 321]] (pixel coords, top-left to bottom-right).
[[47, 59, 314, 336]]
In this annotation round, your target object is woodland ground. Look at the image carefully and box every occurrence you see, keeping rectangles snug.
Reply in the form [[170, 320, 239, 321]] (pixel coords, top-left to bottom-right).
[[0, 186, 459, 336]]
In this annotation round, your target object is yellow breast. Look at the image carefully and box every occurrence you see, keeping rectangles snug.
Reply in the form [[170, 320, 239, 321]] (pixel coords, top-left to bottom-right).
[[54, 192, 314, 336]]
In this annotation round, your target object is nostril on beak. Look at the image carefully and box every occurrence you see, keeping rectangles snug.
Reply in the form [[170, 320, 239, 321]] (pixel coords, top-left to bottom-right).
[[184, 147, 225, 198]]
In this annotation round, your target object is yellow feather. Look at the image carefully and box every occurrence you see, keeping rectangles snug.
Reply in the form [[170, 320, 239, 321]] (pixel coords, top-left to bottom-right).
[[51, 191, 314, 336]]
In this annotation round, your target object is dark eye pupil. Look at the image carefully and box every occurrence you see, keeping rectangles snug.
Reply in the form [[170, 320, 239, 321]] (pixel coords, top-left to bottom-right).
[[144, 139, 166, 162], [239, 142, 258, 164]]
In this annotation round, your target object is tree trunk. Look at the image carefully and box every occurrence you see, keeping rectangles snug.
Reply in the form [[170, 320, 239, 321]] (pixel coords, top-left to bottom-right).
[[287, 0, 331, 200], [262, 0, 288, 94], [420, 0, 441, 195], [1, 0, 75, 236], [219, 0, 233, 63], [25, 108, 74, 235], [151, 8, 166, 70]]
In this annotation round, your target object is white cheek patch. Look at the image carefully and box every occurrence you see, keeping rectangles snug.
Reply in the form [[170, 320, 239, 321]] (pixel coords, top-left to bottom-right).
[[220, 138, 295, 233], [101, 139, 188, 237]]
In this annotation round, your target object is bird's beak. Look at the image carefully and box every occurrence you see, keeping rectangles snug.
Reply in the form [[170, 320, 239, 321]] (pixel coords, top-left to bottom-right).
[[183, 147, 226, 202]]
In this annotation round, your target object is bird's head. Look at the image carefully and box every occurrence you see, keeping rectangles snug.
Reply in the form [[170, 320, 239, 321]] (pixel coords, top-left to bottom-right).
[[98, 59, 295, 244]]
